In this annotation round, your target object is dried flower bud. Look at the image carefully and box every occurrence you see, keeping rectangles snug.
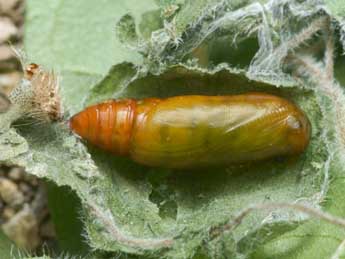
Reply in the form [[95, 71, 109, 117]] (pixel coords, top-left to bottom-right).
[[6, 50, 63, 123], [25, 63, 62, 122]]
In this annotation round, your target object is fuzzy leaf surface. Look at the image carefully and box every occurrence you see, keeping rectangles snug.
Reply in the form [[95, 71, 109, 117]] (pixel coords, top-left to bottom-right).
[[2, 0, 344, 258]]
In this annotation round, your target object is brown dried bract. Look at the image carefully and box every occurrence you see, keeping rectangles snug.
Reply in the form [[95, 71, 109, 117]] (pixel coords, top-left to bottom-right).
[[29, 67, 62, 122], [6, 49, 63, 123]]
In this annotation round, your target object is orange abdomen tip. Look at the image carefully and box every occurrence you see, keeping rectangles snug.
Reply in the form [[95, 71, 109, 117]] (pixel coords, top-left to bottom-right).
[[69, 99, 136, 155]]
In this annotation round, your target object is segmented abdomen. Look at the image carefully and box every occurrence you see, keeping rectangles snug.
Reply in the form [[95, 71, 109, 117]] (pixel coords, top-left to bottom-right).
[[69, 99, 137, 155]]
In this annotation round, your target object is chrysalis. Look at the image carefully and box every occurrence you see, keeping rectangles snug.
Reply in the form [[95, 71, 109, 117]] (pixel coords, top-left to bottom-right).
[[70, 93, 311, 168]]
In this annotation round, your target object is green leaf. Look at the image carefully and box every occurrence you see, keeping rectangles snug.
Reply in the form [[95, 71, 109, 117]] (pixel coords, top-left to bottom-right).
[[325, 0, 345, 18], [0, 128, 28, 162], [0, 229, 21, 258], [84, 62, 328, 258], [24, 0, 159, 114], [1, 0, 343, 258], [46, 182, 90, 255]]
